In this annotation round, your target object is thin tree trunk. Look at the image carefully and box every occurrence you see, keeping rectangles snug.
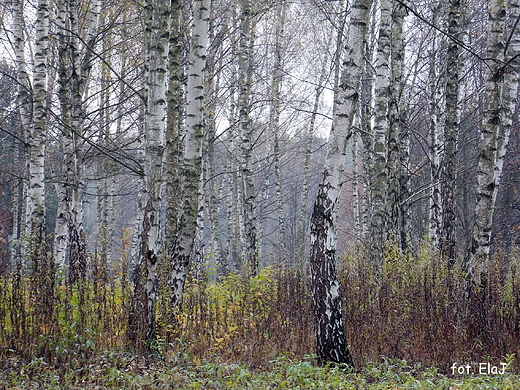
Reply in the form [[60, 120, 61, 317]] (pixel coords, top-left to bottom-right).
[[27, 0, 50, 266], [205, 17, 227, 277], [54, 0, 101, 277], [428, 31, 444, 251], [297, 5, 339, 266], [170, 0, 210, 308], [165, 0, 182, 254], [387, 0, 407, 244], [12, 0, 31, 266], [271, 0, 288, 266], [134, 0, 170, 344], [369, 0, 392, 265], [237, 0, 258, 276], [309, 0, 372, 365], [442, 0, 462, 262]]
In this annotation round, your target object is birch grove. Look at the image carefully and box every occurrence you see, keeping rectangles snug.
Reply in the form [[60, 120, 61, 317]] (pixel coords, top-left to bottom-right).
[[2, 0, 520, 366]]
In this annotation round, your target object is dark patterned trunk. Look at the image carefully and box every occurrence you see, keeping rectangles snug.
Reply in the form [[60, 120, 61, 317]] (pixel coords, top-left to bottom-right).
[[310, 178, 352, 365]]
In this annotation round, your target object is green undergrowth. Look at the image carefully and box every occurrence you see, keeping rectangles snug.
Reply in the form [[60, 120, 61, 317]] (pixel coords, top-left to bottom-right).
[[1, 353, 520, 389], [3, 245, 520, 387]]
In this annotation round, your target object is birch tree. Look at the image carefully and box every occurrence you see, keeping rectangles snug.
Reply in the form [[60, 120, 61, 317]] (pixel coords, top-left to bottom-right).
[[27, 0, 50, 266], [369, 0, 392, 264], [271, 0, 289, 266], [441, 0, 463, 262], [54, 0, 102, 280], [428, 35, 444, 251], [237, 0, 258, 276], [387, 1, 407, 246], [12, 0, 31, 265], [165, 0, 182, 258], [309, 0, 373, 365], [170, 0, 210, 308], [466, 0, 520, 286], [132, 0, 170, 343], [204, 10, 229, 276]]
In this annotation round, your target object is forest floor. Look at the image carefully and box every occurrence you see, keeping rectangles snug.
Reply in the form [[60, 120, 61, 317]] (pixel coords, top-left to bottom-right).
[[1, 352, 520, 389]]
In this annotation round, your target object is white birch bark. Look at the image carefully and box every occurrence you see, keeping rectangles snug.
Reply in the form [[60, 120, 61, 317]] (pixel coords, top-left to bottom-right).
[[360, 3, 378, 242], [205, 19, 227, 276], [53, 0, 101, 274], [467, 0, 520, 284], [441, 0, 463, 262], [388, 1, 410, 251], [12, 0, 31, 265], [13, 0, 31, 135], [387, 0, 407, 242], [165, 0, 182, 253], [54, 0, 71, 269], [271, 0, 288, 266], [170, 0, 210, 308], [27, 0, 50, 265], [428, 32, 444, 251], [309, 0, 373, 365], [132, 0, 170, 343], [237, 0, 258, 276], [369, 0, 392, 264], [225, 80, 242, 271]]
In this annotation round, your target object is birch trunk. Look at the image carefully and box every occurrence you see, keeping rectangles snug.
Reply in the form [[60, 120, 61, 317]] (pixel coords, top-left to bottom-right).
[[12, 0, 31, 265], [133, 0, 170, 343], [27, 0, 50, 266], [225, 80, 242, 271], [360, 3, 378, 242], [270, 0, 288, 266], [387, 1, 407, 244], [309, 0, 372, 365], [165, 0, 181, 253], [170, 0, 210, 308], [297, 5, 340, 265], [205, 19, 227, 276], [54, 0, 101, 276], [441, 0, 462, 262], [238, 0, 258, 276], [369, 0, 392, 264], [467, 0, 520, 285], [428, 33, 444, 251]]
